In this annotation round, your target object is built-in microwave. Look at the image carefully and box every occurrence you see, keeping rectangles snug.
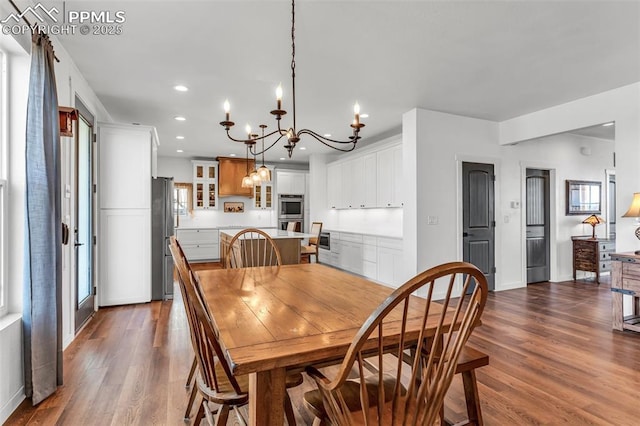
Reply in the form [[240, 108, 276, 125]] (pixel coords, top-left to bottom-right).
[[319, 232, 330, 251], [279, 194, 304, 218]]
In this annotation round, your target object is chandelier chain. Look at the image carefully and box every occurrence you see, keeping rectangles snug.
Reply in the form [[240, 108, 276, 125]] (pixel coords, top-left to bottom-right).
[[291, 0, 297, 132], [219, 0, 364, 159]]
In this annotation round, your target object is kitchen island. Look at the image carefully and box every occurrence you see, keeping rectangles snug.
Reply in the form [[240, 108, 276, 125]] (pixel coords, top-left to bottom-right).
[[219, 228, 313, 265]]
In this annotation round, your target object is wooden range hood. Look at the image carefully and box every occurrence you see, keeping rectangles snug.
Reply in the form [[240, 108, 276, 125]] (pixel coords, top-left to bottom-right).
[[217, 156, 255, 197]]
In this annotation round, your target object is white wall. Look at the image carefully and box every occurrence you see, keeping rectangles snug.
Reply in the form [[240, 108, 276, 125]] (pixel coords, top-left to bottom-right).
[[403, 109, 502, 284], [0, 31, 111, 423], [1, 33, 29, 423], [500, 83, 640, 253], [402, 107, 617, 292], [499, 83, 640, 315], [56, 39, 112, 351], [500, 133, 614, 283]]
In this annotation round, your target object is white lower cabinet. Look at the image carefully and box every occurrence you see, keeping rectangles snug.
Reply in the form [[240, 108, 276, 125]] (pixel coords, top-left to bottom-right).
[[377, 237, 404, 288], [99, 209, 151, 306], [340, 240, 363, 276], [318, 248, 331, 264], [325, 231, 401, 287], [176, 228, 220, 261], [330, 234, 341, 266], [362, 236, 377, 280]]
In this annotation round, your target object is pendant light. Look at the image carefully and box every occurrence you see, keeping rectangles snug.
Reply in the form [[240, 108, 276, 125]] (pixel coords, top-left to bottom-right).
[[256, 124, 271, 182], [241, 136, 253, 188]]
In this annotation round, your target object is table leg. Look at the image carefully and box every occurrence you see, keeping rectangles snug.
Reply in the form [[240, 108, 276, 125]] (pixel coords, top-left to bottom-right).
[[249, 368, 287, 426], [612, 291, 623, 331]]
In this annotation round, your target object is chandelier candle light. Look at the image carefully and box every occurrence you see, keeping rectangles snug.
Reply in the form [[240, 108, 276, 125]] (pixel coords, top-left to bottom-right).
[[219, 0, 364, 164]]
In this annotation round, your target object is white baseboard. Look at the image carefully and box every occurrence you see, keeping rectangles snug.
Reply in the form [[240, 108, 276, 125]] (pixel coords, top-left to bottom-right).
[[496, 281, 524, 291], [0, 387, 25, 424]]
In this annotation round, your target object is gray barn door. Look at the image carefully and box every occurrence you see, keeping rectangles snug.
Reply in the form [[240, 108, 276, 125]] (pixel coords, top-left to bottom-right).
[[462, 162, 495, 291], [526, 169, 550, 283]]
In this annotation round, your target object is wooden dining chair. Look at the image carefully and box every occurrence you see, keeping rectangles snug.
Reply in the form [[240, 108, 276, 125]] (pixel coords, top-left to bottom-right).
[[304, 261, 488, 425], [175, 259, 247, 425], [169, 237, 201, 421], [224, 228, 282, 268], [179, 265, 303, 425], [301, 221, 322, 263], [287, 221, 298, 232]]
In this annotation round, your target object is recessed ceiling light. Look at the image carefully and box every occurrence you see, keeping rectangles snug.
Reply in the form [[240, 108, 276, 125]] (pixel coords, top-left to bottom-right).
[[360, 113, 369, 118], [174, 85, 188, 92], [174, 116, 186, 121], [280, 157, 286, 161], [602, 122, 614, 127], [324, 133, 332, 138], [299, 147, 306, 150], [176, 135, 185, 140], [229, 153, 236, 157], [176, 149, 184, 153]]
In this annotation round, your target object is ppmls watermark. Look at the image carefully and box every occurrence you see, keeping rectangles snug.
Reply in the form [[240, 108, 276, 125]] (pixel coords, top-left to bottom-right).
[[1, 2, 126, 36]]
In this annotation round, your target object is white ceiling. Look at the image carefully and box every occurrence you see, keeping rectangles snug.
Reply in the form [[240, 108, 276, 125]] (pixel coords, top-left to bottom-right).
[[43, 0, 640, 162]]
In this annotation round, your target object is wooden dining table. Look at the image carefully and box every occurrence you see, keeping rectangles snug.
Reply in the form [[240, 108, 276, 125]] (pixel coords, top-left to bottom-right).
[[196, 263, 454, 425]]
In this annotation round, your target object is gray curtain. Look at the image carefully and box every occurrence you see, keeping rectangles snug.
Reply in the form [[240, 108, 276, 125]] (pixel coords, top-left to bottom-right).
[[23, 30, 62, 405]]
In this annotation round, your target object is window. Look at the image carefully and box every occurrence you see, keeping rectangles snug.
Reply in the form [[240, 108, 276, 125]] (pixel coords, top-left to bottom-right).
[[173, 183, 192, 228], [0, 49, 6, 317], [0, 179, 5, 317]]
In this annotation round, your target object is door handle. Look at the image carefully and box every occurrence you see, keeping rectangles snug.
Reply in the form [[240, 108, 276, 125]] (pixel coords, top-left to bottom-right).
[[74, 242, 84, 247], [463, 232, 471, 237]]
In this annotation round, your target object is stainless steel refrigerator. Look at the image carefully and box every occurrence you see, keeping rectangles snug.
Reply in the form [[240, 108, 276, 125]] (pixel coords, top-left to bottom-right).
[[151, 177, 175, 300]]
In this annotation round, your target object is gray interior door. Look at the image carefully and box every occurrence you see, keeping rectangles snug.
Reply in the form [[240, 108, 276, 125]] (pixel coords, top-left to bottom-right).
[[526, 168, 550, 284], [462, 162, 495, 291]]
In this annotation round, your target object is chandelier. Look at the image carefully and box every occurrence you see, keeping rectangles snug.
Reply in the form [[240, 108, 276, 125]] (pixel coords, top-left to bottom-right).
[[219, 0, 365, 164]]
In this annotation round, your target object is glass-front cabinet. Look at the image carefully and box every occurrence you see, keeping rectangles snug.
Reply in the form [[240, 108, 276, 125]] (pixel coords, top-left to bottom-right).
[[193, 161, 218, 209], [254, 183, 273, 209]]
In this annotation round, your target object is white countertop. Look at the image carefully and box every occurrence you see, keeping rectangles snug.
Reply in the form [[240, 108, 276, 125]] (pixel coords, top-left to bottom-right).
[[219, 228, 313, 239], [324, 229, 402, 239], [175, 226, 219, 230], [176, 226, 277, 231]]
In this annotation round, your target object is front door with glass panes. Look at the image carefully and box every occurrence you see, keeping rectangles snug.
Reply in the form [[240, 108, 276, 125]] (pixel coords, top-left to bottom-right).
[[75, 100, 96, 331]]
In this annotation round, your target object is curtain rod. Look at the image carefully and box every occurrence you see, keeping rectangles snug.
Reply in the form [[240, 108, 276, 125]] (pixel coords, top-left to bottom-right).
[[8, 0, 61, 62]]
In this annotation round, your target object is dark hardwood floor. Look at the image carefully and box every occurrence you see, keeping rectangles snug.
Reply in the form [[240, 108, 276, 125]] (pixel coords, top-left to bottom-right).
[[6, 270, 640, 425]]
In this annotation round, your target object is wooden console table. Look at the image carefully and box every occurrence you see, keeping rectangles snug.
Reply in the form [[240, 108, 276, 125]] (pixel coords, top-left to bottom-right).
[[610, 252, 640, 332], [571, 236, 615, 284]]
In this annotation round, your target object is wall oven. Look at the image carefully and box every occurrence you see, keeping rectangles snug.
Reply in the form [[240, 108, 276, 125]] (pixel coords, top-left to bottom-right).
[[279, 194, 304, 232], [279, 194, 304, 218]]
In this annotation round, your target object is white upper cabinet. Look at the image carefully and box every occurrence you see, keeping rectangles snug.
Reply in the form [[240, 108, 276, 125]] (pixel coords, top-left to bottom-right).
[[254, 182, 274, 210], [342, 158, 360, 209], [327, 162, 343, 209], [192, 160, 218, 210], [363, 153, 378, 208], [377, 144, 402, 208], [99, 124, 156, 209], [327, 142, 401, 209], [277, 170, 306, 194]]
